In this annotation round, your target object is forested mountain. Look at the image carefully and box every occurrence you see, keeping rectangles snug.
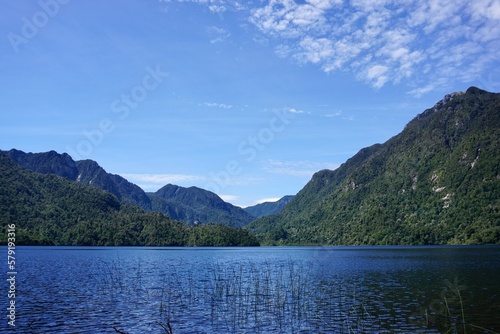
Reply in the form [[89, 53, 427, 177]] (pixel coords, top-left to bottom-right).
[[4, 149, 256, 227], [5, 149, 79, 180], [244, 195, 294, 218], [148, 184, 255, 228], [75, 159, 152, 209], [5, 149, 152, 210], [248, 87, 500, 245], [0, 152, 259, 246]]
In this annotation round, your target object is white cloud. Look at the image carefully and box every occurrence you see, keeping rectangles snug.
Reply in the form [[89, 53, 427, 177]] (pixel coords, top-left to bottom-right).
[[209, 5, 226, 13], [365, 65, 389, 88], [408, 84, 434, 97], [249, 0, 499, 93], [297, 37, 334, 64], [323, 110, 342, 117], [469, 0, 500, 20], [306, 0, 342, 10], [166, 0, 500, 95], [206, 26, 230, 44], [287, 107, 304, 114], [250, 197, 283, 206], [204, 102, 233, 109], [219, 194, 240, 202], [119, 173, 205, 190], [249, 0, 340, 37]]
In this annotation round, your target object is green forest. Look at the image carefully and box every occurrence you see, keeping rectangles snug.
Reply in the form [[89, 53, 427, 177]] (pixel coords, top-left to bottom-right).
[[0, 152, 259, 246], [248, 87, 500, 245], [2, 87, 499, 247]]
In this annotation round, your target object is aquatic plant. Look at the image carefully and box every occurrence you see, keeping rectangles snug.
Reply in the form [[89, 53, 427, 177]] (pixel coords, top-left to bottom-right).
[[96, 257, 499, 333]]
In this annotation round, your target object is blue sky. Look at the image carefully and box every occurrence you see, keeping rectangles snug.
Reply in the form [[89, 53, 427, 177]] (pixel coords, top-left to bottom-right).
[[1, 0, 499, 207]]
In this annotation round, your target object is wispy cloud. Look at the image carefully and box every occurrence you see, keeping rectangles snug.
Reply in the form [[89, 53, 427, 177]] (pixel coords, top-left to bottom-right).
[[249, 197, 283, 206], [119, 173, 205, 190], [262, 159, 339, 177], [206, 26, 230, 43], [203, 102, 233, 109], [208, 5, 226, 13], [287, 107, 304, 114], [219, 194, 240, 202], [166, 0, 499, 96], [322, 110, 353, 120], [323, 110, 342, 118], [161, 0, 499, 95], [160, 0, 247, 12]]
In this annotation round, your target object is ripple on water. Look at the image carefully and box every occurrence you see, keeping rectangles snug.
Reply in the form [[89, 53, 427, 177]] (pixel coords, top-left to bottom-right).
[[7, 246, 500, 333]]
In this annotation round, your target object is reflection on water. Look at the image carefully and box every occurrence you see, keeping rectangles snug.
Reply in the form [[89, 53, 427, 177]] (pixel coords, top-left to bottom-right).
[[2, 246, 499, 333]]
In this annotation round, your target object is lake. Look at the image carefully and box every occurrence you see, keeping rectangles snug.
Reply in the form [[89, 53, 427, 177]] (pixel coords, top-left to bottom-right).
[[2, 246, 499, 333]]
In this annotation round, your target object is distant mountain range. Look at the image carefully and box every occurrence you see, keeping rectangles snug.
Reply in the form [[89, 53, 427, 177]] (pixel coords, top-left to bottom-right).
[[3, 149, 259, 228], [5, 149, 152, 209], [244, 195, 294, 218], [248, 87, 500, 245], [0, 151, 259, 246]]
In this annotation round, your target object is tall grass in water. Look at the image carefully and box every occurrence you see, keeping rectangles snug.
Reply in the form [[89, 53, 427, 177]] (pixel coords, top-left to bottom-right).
[[413, 280, 500, 334], [96, 258, 498, 333], [202, 259, 392, 333], [207, 260, 310, 332]]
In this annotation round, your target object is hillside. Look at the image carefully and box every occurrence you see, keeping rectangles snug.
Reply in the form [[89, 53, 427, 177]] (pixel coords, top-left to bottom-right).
[[5, 149, 152, 210], [0, 152, 259, 246], [148, 184, 255, 228], [244, 195, 294, 218], [4, 149, 256, 228], [248, 87, 500, 245]]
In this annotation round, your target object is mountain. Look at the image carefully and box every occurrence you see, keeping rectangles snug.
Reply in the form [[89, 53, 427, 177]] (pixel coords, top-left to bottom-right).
[[248, 87, 500, 245], [4, 149, 255, 228], [74, 159, 152, 209], [148, 184, 255, 228], [0, 150, 176, 245], [0, 151, 259, 246], [4, 149, 152, 210], [244, 195, 294, 218], [5, 149, 79, 180]]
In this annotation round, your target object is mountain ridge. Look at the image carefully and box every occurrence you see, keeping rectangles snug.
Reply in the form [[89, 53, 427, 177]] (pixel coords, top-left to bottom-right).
[[244, 195, 294, 218], [0, 151, 260, 246], [3, 148, 256, 228], [248, 87, 500, 245], [148, 184, 255, 228]]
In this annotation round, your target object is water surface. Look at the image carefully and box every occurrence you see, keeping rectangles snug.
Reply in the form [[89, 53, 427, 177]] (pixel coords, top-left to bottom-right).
[[2, 246, 499, 333]]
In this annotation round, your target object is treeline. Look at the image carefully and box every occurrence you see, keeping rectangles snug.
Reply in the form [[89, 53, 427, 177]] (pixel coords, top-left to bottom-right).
[[0, 153, 259, 246]]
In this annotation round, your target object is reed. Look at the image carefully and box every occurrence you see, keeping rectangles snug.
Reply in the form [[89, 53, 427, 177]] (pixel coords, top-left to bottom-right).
[[97, 257, 498, 334]]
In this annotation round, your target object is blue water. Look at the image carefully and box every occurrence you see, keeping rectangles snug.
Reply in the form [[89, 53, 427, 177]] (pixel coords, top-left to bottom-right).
[[1, 246, 499, 333]]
